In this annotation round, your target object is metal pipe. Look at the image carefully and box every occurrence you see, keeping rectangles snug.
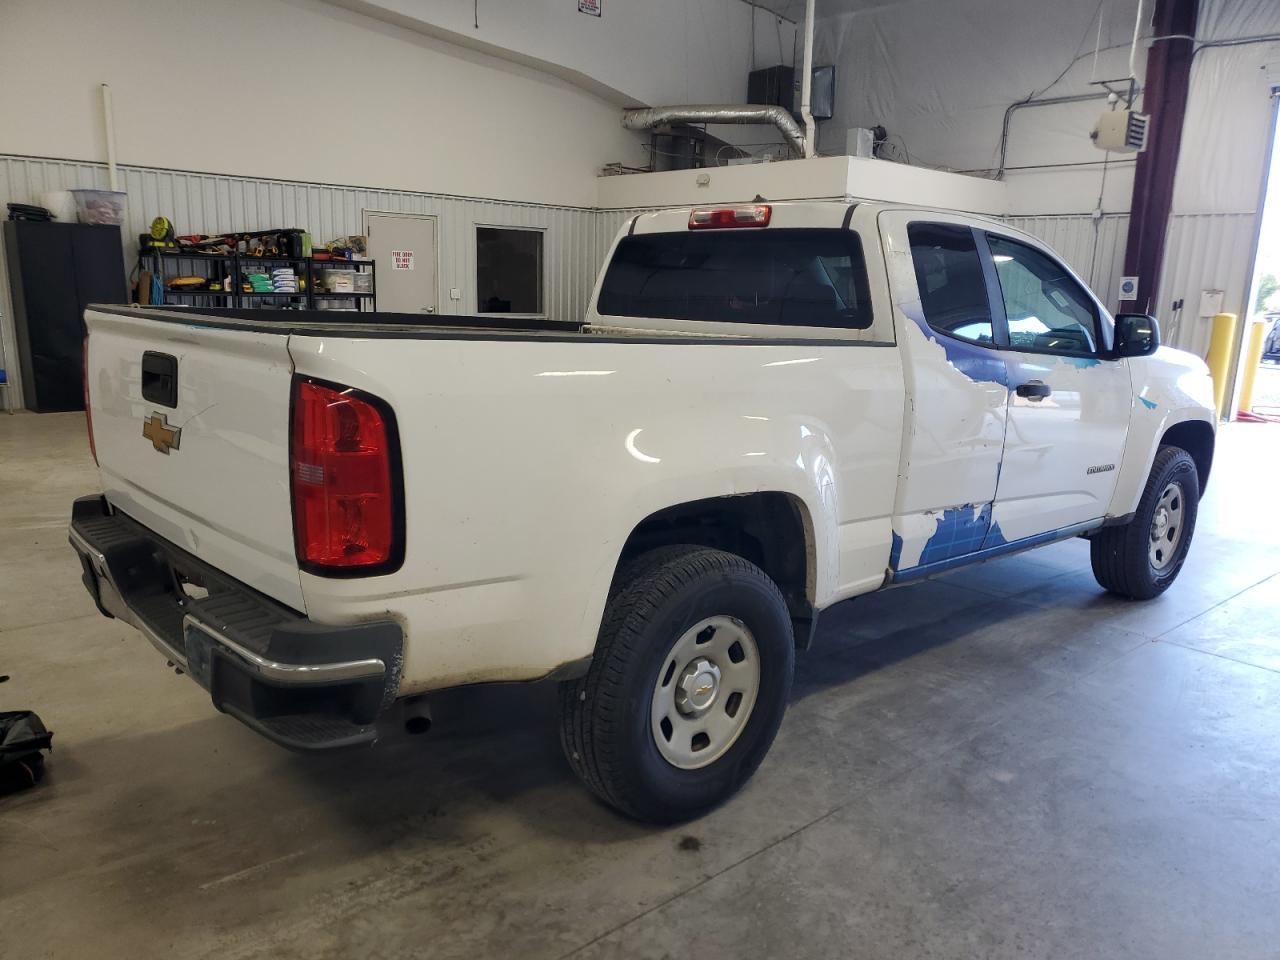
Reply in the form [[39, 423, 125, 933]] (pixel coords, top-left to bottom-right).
[[995, 92, 1109, 179], [1129, 0, 1149, 79], [799, 0, 816, 158], [622, 104, 807, 157], [101, 83, 119, 192]]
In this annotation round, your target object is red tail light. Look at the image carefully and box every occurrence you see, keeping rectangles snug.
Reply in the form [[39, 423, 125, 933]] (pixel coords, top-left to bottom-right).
[[290, 378, 403, 575], [688, 204, 771, 229], [83, 336, 98, 465]]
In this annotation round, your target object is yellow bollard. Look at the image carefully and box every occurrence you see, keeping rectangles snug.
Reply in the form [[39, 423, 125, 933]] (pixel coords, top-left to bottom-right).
[[1236, 320, 1266, 415], [1205, 312, 1238, 419]]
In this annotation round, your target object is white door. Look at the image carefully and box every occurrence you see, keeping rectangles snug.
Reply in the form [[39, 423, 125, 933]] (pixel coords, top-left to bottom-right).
[[365, 213, 438, 315], [878, 211, 1011, 576], [979, 229, 1131, 542]]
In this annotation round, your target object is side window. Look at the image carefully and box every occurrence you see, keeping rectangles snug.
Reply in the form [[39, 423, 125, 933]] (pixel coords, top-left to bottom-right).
[[907, 222, 995, 346], [986, 234, 1101, 356]]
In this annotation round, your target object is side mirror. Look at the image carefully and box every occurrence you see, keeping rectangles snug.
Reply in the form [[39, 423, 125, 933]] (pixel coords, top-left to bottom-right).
[[1114, 313, 1160, 358]]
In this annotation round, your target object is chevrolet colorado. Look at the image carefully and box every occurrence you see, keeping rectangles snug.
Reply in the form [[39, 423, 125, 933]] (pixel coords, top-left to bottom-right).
[[71, 200, 1216, 822]]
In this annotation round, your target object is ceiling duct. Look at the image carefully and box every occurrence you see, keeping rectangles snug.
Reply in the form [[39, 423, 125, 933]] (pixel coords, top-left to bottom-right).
[[622, 105, 806, 158]]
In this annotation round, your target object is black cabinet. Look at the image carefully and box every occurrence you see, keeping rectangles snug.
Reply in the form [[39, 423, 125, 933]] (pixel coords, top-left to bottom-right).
[[3, 221, 126, 412]]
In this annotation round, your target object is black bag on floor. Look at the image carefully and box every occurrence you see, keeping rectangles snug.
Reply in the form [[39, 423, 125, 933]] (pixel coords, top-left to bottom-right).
[[0, 710, 54, 794]]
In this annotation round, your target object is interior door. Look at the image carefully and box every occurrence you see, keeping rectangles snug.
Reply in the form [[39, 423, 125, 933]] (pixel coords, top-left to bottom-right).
[[365, 213, 438, 315], [979, 230, 1130, 543]]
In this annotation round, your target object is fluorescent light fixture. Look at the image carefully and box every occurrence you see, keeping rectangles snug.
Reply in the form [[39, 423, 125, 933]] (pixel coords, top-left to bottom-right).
[[536, 370, 616, 377]]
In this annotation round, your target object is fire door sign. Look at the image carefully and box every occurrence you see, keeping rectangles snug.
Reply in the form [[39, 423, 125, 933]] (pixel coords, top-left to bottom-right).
[[578, 0, 600, 16], [392, 250, 415, 271]]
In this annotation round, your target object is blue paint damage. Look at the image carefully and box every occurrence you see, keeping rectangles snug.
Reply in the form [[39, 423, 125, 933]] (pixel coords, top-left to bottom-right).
[[890, 504, 1010, 574], [1063, 356, 1102, 370], [917, 503, 994, 566], [902, 306, 1008, 386], [892, 518, 1104, 584], [1139, 397, 1158, 411]]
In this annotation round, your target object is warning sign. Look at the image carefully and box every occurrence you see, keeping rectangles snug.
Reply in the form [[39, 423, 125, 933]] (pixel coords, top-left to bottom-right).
[[578, 0, 600, 15], [391, 250, 415, 271]]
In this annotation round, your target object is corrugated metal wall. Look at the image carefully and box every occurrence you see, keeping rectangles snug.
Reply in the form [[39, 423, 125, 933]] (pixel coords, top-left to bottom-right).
[[1154, 212, 1259, 360], [0, 155, 598, 406]]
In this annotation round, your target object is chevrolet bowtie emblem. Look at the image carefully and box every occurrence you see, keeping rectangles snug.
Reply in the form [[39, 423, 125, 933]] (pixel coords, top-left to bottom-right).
[[142, 413, 181, 454]]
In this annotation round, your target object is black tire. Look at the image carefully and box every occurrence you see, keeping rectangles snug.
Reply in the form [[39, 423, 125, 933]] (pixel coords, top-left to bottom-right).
[[559, 546, 794, 823], [1090, 445, 1199, 600]]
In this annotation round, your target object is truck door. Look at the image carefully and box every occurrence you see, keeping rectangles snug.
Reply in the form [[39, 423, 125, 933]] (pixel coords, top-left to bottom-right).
[[977, 230, 1130, 542], [879, 211, 1009, 577]]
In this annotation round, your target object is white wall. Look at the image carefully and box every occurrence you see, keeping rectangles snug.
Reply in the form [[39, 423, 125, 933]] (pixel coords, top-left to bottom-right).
[[0, 0, 645, 208], [332, 0, 799, 108], [813, 0, 1142, 217]]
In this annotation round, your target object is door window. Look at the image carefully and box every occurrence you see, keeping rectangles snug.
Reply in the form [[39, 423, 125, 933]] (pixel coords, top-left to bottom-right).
[[907, 223, 995, 346], [986, 234, 1101, 356]]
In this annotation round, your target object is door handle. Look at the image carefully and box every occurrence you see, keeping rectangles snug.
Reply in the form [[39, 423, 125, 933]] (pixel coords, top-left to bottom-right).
[[1016, 380, 1051, 401]]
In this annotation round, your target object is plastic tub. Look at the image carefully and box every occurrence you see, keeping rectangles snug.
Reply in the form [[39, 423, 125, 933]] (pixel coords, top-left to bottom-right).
[[70, 189, 127, 225]]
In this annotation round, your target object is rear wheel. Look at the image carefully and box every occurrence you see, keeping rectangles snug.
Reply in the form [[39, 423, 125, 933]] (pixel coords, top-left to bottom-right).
[[1091, 445, 1199, 600], [559, 546, 794, 823]]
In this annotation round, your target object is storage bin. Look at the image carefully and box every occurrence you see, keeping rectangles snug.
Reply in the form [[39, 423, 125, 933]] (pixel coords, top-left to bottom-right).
[[70, 189, 127, 226]]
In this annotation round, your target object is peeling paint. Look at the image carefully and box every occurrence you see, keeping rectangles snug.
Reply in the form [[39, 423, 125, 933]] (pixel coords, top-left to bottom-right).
[[901, 305, 1008, 387], [916, 502, 994, 566]]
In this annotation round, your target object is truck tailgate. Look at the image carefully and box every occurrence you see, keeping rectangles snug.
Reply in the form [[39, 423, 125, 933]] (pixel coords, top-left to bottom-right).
[[85, 308, 304, 611]]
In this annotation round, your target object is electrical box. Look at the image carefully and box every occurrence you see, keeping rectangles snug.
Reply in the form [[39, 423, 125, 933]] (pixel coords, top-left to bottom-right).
[[1091, 110, 1150, 153], [846, 127, 876, 158], [747, 64, 834, 121], [748, 65, 795, 113]]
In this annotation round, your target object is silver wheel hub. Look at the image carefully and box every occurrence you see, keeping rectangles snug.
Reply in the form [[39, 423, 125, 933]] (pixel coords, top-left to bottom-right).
[[650, 616, 761, 770], [675, 658, 722, 715], [1149, 481, 1185, 571]]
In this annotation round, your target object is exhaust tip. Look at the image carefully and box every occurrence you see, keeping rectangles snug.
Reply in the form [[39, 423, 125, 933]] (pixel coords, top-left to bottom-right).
[[404, 715, 432, 736]]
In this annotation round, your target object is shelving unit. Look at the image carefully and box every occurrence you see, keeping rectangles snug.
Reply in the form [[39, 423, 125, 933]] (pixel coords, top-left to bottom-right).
[[143, 251, 375, 311], [307, 258, 377, 312]]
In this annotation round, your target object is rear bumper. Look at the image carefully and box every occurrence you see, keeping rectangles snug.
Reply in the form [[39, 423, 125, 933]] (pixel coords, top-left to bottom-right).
[[69, 495, 403, 750]]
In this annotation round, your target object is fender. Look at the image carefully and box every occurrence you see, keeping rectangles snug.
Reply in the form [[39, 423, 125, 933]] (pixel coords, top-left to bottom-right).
[[572, 417, 843, 661], [1108, 347, 1216, 517]]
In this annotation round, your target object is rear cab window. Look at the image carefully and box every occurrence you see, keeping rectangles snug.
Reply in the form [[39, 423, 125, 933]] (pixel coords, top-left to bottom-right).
[[596, 228, 875, 333]]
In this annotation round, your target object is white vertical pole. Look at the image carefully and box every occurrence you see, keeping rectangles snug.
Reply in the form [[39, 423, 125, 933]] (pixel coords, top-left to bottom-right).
[[101, 83, 120, 191], [799, 0, 817, 158]]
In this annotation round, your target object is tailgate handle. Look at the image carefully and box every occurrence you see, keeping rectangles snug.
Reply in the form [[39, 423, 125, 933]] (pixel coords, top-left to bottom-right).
[[141, 352, 179, 408]]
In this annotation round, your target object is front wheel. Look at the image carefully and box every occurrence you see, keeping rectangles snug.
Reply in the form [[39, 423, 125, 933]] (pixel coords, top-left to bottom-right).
[[559, 546, 794, 823], [1090, 445, 1199, 600]]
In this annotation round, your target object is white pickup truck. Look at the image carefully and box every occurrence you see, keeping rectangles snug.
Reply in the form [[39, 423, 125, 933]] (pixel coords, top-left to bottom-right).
[[72, 200, 1216, 822]]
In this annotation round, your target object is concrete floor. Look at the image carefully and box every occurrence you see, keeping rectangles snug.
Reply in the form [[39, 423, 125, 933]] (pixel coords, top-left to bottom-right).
[[2, 412, 1279, 960]]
